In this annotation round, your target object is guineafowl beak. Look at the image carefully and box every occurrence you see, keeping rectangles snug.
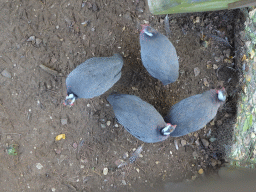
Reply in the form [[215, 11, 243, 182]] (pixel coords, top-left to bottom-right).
[[64, 93, 76, 106], [161, 123, 176, 136]]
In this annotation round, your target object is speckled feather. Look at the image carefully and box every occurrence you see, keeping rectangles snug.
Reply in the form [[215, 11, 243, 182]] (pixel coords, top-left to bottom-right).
[[140, 26, 179, 85], [66, 54, 123, 99], [165, 89, 225, 137], [107, 94, 172, 143]]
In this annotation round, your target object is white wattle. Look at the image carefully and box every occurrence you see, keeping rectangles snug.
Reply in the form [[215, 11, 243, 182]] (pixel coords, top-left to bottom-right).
[[218, 91, 226, 101], [144, 30, 153, 37]]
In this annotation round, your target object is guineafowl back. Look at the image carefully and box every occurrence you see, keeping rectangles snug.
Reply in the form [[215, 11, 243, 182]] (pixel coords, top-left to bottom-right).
[[140, 28, 179, 85], [165, 89, 224, 137], [66, 54, 123, 99], [107, 94, 169, 143]]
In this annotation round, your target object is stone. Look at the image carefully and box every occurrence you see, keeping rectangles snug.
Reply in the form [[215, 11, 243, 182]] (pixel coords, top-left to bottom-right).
[[201, 139, 209, 148], [123, 152, 129, 159], [211, 159, 217, 167], [122, 180, 127, 185], [181, 139, 187, 146], [1, 69, 11, 78], [203, 78, 209, 87], [194, 67, 200, 77], [213, 64, 218, 69], [198, 168, 204, 174], [103, 168, 108, 175], [36, 38, 42, 46], [92, 3, 99, 11], [192, 151, 198, 158], [124, 12, 132, 21], [36, 163, 43, 170], [61, 119, 67, 125]]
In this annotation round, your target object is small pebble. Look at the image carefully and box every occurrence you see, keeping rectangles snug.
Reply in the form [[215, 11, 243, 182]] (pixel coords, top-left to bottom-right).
[[211, 159, 217, 167], [1, 69, 11, 78], [106, 121, 111, 126], [214, 57, 221, 62], [201, 139, 209, 148], [114, 159, 123, 166], [55, 149, 61, 154], [80, 165, 85, 169], [136, 168, 140, 173], [27, 36, 35, 42], [223, 49, 231, 58], [101, 124, 106, 129], [73, 142, 77, 149], [122, 180, 127, 185], [114, 124, 119, 128], [61, 119, 67, 125], [194, 67, 200, 77], [59, 155, 67, 164], [213, 64, 218, 69], [6, 135, 11, 140], [198, 168, 204, 174], [87, 2, 92, 8], [36, 38, 42, 46], [195, 17, 200, 23], [174, 140, 179, 150], [217, 120, 222, 126], [103, 168, 108, 175], [195, 139, 200, 146], [181, 140, 187, 146], [123, 152, 129, 159], [203, 78, 209, 87], [51, 57, 57, 63], [192, 151, 198, 158], [81, 158, 88, 163], [87, 104, 91, 107], [36, 163, 43, 170], [207, 64, 212, 69], [155, 161, 160, 165], [51, 188, 56, 192], [92, 3, 98, 11]]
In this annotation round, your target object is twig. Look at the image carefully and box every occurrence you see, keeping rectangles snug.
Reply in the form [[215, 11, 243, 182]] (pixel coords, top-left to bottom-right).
[[92, 170, 101, 177]]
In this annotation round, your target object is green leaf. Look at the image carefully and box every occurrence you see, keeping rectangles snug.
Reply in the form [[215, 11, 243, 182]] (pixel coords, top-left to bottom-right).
[[243, 114, 253, 132], [7, 146, 17, 156], [249, 114, 253, 127], [243, 118, 249, 132]]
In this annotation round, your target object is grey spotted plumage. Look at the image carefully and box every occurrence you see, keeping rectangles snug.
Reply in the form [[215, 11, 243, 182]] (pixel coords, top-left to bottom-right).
[[165, 89, 226, 137], [140, 25, 179, 85], [64, 54, 123, 105], [107, 94, 176, 143]]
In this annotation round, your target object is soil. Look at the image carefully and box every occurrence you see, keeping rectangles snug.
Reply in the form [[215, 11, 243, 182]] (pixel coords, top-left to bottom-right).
[[0, 0, 242, 191]]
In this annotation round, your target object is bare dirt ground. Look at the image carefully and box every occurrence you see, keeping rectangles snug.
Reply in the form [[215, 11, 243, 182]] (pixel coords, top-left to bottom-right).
[[0, 0, 242, 191]]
